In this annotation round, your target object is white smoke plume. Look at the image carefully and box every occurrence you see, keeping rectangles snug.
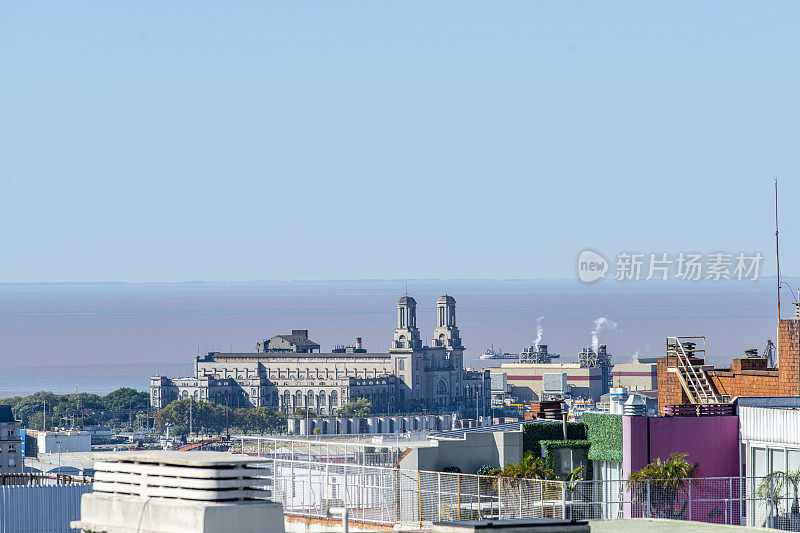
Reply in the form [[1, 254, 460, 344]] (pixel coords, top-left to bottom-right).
[[534, 315, 545, 349], [591, 317, 618, 353], [631, 350, 640, 362]]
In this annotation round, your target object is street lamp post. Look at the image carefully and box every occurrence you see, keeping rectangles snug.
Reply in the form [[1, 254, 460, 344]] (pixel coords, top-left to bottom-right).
[[55, 438, 63, 471]]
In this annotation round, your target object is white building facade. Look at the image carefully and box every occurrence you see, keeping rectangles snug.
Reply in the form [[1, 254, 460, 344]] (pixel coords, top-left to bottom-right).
[[151, 296, 490, 416], [0, 406, 22, 474]]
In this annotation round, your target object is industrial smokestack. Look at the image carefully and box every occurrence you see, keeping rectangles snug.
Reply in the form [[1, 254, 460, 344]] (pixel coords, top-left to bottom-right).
[[356, 337, 363, 350]]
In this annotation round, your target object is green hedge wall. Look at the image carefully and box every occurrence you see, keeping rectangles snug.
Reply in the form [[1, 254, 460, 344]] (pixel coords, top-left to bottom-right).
[[583, 412, 623, 462], [522, 422, 586, 457]]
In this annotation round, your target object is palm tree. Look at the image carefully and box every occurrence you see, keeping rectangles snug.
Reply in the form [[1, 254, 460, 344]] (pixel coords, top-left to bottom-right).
[[490, 453, 558, 516], [492, 452, 557, 480], [627, 453, 697, 519], [756, 469, 800, 528]]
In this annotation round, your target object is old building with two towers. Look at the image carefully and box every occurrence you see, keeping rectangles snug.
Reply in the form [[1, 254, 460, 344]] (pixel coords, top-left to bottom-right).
[[151, 295, 489, 416]]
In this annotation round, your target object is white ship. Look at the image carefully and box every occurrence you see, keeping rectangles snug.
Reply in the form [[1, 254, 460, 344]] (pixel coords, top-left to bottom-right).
[[480, 344, 519, 361]]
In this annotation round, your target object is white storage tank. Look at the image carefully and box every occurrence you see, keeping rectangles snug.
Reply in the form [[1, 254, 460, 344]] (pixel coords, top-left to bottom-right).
[[366, 417, 378, 434], [392, 417, 404, 431], [350, 418, 361, 434], [610, 387, 628, 415], [299, 418, 309, 436]]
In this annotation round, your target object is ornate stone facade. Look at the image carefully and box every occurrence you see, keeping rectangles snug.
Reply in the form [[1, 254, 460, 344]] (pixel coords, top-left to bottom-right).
[[151, 295, 490, 416]]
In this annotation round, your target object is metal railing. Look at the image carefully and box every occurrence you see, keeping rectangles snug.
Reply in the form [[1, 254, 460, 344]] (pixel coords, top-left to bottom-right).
[[264, 458, 564, 528], [568, 476, 800, 530], [259, 458, 800, 531], [0, 473, 92, 486], [236, 435, 426, 468]]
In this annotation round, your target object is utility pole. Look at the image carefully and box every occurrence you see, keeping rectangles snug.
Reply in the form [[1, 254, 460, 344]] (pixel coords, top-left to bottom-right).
[[776, 178, 781, 322], [475, 387, 479, 426], [42, 399, 46, 431], [189, 397, 193, 437]]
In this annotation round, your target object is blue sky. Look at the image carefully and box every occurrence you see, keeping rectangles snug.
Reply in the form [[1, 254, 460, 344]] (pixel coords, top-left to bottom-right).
[[1, 2, 799, 282]]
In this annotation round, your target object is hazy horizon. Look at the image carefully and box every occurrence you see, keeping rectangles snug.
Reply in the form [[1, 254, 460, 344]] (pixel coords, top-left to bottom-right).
[[0, 278, 787, 396]]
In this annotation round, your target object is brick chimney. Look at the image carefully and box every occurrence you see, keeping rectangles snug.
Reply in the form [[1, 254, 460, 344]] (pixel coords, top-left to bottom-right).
[[778, 318, 800, 396]]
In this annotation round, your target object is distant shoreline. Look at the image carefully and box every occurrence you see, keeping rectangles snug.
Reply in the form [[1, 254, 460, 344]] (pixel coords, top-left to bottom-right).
[[0, 276, 790, 286]]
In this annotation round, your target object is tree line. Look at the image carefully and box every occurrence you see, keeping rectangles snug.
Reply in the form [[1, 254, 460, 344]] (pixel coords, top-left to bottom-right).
[[0, 389, 374, 436], [0, 388, 150, 430], [154, 399, 286, 436], [154, 398, 373, 436]]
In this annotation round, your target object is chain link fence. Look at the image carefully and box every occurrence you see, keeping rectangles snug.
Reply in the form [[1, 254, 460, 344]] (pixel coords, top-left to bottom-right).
[[268, 459, 564, 528], [263, 458, 800, 530], [567, 476, 800, 530], [237, 436, 409, 467]]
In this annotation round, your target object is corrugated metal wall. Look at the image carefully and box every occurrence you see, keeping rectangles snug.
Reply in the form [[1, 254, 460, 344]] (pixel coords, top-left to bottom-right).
[[0, 484, 92, 533], [740, 406, 800, 445]]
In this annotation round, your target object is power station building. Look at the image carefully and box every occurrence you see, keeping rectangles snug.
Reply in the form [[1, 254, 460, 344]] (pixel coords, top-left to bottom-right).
[[151, 296, 490, 416], [488, 362, 606, 402]]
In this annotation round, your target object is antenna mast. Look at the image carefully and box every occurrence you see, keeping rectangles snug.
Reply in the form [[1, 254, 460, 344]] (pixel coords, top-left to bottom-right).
[[776, 178, 781, 322]]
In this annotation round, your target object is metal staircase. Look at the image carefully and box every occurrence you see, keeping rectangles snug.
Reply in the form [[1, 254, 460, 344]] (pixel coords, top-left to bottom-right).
[[666, 336, 723, 404]]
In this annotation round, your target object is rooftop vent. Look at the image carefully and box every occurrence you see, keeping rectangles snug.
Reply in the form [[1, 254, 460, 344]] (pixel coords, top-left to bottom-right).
[[93, 451, 272, 501], [73, 451, 284, 533]]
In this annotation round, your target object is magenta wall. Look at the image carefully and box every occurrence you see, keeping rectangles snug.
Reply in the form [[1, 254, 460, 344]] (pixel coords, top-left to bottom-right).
[[623, 415, 740, 478], [622, 415, 740, 522]]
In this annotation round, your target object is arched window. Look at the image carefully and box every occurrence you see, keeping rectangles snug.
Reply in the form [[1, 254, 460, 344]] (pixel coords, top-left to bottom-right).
[[295, 390, 303, 406], [437, 380, 447, 395], [330, 390, 338, 408], [319, 391, 326, 405], [284, 390, 291, 407], [307, 390, 315, 406], [182, 390, 188, 399]]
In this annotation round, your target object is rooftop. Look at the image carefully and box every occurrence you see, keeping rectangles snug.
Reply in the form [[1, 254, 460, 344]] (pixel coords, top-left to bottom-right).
[[496, 362, 591, 369], [207, 351, 391, 359], [429, 421, 524, 440], [275, 331, 320, 349], [398, 296, 417, 305], [96, 450, 267, 467]]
